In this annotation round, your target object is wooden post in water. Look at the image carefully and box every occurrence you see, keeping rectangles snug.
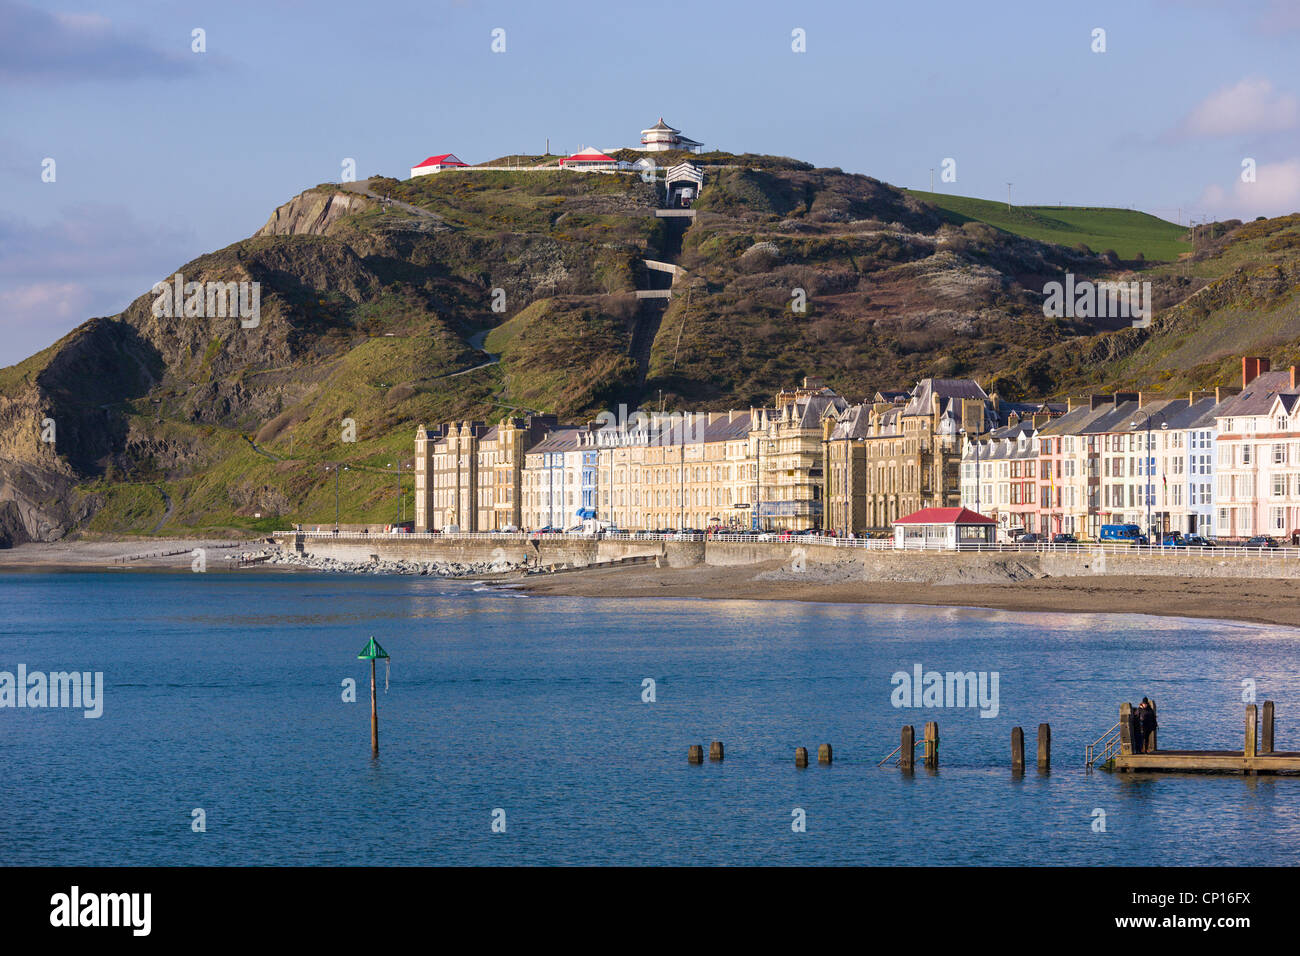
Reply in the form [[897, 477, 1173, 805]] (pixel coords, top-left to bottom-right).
[[1262, 701, 1275, 754], [1011, 727, 1025, 773], [356, 637, 389, 757], [688, 744, 704, 764], [817, 743, 832, 765], [795, 746, 809, 768], [709, 741, 724, 761], [369, 658, 378, 755], [1118, 702, 1134, 755], [1037, 723, 1051, 772], [900, 726, 915, 772], [923, 721, 939, 769], [1245, 704, 1258, 760]]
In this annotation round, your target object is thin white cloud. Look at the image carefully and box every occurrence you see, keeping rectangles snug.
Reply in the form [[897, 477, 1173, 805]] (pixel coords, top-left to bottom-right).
[[1160, 0, 1300, 34], [0, 0, 194, 84], [0, 204, 194, 367], [0, 281, 92, 328], [1200, 158, 1300, 219], [1176, 78, 1299, 139]]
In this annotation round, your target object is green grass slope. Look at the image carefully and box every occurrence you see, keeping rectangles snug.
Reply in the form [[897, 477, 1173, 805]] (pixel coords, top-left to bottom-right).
[[907, 190, 1191, 261]]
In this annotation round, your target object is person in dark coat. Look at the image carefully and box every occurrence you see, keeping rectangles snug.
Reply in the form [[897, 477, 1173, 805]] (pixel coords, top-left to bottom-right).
[[1138, 697, 1157, 753]]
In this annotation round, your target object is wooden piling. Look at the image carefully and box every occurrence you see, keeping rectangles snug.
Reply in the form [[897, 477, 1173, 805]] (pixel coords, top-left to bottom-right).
[[1037, 723, 1051, 772], [1262, 701, 1275, 754], [688, 744, 704, 764], [795, 746, 808, 768], [1011, 726, 1025, 773], [923, 721, 939, 769], [900, 726, 915, 771], [818, 743, 832, 765], [709, 740, 724, 761], [1245, 704, 1258, 758], [370, 657, 378, 756], [1119, 702, 1134, 755]]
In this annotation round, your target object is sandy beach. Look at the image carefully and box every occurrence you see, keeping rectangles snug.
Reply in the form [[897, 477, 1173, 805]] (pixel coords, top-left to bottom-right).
[[0, 538, 264, 571], [514, 558, 1300, 629], [3, 537, 1297, 628]]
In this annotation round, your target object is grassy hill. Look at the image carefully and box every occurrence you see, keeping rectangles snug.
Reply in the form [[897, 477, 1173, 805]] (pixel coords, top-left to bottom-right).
[[906, 190, 1191, 262], [2, 153, 1298, 542]]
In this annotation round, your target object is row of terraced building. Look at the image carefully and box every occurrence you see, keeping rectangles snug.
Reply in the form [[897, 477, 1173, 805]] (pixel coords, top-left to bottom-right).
[[411, 357, 1300, 541]]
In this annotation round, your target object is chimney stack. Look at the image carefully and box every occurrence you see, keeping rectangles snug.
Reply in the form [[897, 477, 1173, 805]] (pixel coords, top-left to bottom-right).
[[1243, 356, 1270, 387], [1291, 365, 1297, 390]]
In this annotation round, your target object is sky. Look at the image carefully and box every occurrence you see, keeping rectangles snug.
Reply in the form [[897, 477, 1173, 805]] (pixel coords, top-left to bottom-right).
[[2, 0, 1299, 368]]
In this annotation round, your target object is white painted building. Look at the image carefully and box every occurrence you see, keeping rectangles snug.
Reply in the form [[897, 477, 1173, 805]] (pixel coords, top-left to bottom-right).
[[410, 153, 469, 178], [636, 118, 703, 152]]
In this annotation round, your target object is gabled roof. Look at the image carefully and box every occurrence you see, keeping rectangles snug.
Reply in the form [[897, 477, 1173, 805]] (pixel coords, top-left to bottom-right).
[[1275, 393, 1300, 416], [1036, 404, 1104, 436], [413, 153, 467, 168], [559, 147, 615, 164], [895, 507, 995, 526], [526, 429, 584, 454], [903, 378, 988, 417], [827, 404, 873, 440], [1214, 370, 1294, 420]]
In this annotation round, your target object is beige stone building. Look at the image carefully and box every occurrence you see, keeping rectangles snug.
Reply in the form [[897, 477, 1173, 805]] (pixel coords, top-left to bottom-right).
[[751, 381, 847, 530], [413, 415, 557, 531], [593, 411, 755, 530], [827, 380, 991, 532]]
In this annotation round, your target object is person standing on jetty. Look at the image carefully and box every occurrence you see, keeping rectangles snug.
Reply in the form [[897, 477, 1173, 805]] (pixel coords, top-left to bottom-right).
[[1138, 698, 1157, 753]]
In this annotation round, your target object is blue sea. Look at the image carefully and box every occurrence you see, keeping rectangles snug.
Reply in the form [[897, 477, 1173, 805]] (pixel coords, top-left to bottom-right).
[[3, 569, 1299, 866]]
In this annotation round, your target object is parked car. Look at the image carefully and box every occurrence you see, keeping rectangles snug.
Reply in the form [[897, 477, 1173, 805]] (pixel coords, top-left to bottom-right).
[[1051, 533, 1078, 544], [1016, 532, 1044, 544], [1182, 535, 1214, 548], [1244, 535, 1280, 549]]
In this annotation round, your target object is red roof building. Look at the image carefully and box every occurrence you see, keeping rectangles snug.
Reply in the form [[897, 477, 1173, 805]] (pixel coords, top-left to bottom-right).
[[558, 147, 618, 169], [410, 153, 469, 178], [893, 507, 994, 548], [894, 507, 995, 526]]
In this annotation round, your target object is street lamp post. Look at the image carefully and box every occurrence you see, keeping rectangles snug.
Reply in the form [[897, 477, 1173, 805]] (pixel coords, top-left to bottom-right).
[[326, 463, 349, 533], [387, 462, 406, 526]]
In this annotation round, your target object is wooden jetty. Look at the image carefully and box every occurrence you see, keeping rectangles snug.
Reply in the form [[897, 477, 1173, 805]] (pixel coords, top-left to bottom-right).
[[1091, 700, 1300, 774]]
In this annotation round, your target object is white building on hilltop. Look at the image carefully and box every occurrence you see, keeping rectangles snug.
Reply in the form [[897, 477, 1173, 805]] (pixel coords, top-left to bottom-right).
[[409, 153, 468, 178], [636, 118, 703, 153]]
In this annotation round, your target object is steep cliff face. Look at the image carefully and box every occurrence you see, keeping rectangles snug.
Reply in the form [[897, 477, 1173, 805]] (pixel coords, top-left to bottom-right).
[[0, 318, 150, 541], [256, 188, 374, 237]]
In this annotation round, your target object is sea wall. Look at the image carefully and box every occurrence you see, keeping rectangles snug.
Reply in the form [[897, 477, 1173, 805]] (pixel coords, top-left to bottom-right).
[[276, 533, 668, 569], [274, 533, 1300, 580]]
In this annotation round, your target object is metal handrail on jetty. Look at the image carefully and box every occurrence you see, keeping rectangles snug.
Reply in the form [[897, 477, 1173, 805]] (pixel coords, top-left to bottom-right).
[[1085, 722, 1122, 771]]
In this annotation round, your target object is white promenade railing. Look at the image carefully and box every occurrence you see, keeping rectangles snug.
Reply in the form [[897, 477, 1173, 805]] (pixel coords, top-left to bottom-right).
[[275, 529, 1300, 559]]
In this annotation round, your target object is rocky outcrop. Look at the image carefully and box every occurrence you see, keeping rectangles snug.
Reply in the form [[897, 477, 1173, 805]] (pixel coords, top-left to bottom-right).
[[256, 188, 373, 237]]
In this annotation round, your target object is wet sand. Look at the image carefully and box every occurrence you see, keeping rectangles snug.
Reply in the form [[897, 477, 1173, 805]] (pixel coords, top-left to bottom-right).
[[0, 538, 262, 571], [515, 559, 1300, 628]]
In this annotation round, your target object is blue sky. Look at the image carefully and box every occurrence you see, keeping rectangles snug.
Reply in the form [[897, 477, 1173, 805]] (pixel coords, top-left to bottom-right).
[[2, 0, 1299, 367]]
